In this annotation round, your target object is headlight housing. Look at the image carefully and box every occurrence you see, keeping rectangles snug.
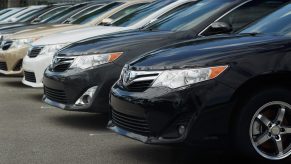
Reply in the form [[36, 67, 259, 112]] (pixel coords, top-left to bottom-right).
[[151, 66, 228, 89], [69, 52, 123, 70], [39, 44, 68, 56]]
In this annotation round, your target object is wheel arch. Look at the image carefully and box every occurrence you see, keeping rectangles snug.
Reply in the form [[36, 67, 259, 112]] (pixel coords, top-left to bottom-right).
[[228, 71, 291, 133]]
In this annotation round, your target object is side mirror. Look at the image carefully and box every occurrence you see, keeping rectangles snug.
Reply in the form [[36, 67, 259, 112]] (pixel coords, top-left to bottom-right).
[[100, 18, 113, 26], [206, 22, 232, 35], [31, 17, 41, 24], [63, 18, 74, 24]]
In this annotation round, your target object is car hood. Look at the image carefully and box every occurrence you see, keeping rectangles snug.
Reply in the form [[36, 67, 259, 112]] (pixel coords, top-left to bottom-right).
[[59, 30, 193, 55], [58, 30, 193, 65], [0, 23, 47, 34], [9, 24, 85, 40], [33, 26, 131, 46], [0, 22, 29, 29], [130, 34, 288, 70]]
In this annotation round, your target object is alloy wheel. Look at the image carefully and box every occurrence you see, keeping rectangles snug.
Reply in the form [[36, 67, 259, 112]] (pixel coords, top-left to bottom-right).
[[250, 101, 291, 160]]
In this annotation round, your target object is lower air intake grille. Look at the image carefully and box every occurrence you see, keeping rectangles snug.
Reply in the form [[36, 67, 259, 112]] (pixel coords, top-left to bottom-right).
[[44, 86, 68, 104], [112, 109, 150, 135], [24, 71, 36, 83], [13, 59, 23, 71], [126, 80, 154, 92], [0, 62, 7, 71]]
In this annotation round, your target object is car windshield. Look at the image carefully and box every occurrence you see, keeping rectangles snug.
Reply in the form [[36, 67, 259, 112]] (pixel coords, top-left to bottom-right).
[[72, 2, 124, 24], [69, 4, 103, 21], [240, 4, 291, 36], [107, 3, 149, 22], [111, 0, 175, 27], [0, 9, 11, 16], [0, 8, 24, 21], [16, 8, 44, 22], [33, 6, 69, 23], [146, 0, 232, 32], [41, 4, 85, 23]]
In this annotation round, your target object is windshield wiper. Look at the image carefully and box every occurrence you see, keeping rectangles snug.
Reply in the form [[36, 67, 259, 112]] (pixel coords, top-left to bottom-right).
[[241, 32, 262, 36]]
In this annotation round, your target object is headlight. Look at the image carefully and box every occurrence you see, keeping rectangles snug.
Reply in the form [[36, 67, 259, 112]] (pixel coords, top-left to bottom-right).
[[152, 66, 228, 89], [69, 52, 123, 70], [39, 44, 68, 56], [10, 38, 39, 49]]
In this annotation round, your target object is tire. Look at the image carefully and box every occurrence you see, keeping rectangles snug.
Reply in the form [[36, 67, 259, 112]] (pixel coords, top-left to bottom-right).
[[233, 87, 291, 162]]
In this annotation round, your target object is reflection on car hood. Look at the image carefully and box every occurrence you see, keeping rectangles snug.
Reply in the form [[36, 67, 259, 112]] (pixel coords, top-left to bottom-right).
[[58, 30, 179, 56], [0, 22, 29, 30], [33, 26, 130, 46], [130, 34, 287, 70], [0, 23, 47, 34], [9, 24, 85, 40]]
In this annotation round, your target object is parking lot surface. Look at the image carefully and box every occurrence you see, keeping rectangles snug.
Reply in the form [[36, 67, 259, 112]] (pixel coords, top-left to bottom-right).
[[0, 76, 270, 164]]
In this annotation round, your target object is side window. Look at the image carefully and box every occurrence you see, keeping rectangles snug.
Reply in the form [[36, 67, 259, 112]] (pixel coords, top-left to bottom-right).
[[202, 0, 288, 35]]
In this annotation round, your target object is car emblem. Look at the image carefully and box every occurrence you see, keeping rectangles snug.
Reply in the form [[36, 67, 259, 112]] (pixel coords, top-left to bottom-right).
[[52, 57, 61, 68], [122, 70, 136, 87]]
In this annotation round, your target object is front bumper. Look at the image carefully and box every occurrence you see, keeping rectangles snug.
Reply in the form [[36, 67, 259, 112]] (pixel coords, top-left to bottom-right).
[[43, 63, 122, 113], [22, 54, 53, 88], [0, 46, 28, 75], [108, 81, 236, 144]]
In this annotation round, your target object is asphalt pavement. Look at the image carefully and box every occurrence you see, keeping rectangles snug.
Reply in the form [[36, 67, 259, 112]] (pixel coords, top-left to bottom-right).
[[0, 76, 278, 164]]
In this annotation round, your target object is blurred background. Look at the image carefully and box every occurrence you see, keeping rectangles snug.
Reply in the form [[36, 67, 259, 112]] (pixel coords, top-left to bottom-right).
[[1, 0, 92, 8]]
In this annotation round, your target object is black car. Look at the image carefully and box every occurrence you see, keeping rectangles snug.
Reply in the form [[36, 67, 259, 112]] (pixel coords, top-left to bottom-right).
[[43, 0, 288, 113], [109, 3, 291, 161]]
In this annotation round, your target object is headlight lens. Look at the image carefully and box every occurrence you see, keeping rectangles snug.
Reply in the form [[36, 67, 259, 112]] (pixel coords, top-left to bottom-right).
[[152, 66, 228, 89], [69, 52, 123, 70], [39, 44, 68, 56]]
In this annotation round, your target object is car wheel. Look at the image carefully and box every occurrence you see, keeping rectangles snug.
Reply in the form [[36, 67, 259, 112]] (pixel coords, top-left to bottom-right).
[[234, 87, 291, 161]]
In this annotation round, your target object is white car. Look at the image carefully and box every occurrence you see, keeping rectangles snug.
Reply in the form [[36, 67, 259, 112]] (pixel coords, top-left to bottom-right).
[[0, 0, 151, 76], [23, 0, 197, 88], [0, 5, 47, 24]]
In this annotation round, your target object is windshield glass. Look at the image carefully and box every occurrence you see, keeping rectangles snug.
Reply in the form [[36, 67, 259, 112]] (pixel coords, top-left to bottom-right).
[[241, 4, 291, 36], [69, 4, 103, 21], [0, 9, 12, 16], [112, 0, 175, 27], [33, 6, 69, 22], [146, 0, 232, 32], [72, 2, 124, 24], [108, 3, 149, 22], [16, 8, 44, 22], [0, 8, 24, 21], [41, 4, 86, 23]]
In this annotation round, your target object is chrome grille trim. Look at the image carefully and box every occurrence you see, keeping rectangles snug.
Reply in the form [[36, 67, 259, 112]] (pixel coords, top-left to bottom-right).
[[51, 56, 75, 72], [120, 70, 161, 92]]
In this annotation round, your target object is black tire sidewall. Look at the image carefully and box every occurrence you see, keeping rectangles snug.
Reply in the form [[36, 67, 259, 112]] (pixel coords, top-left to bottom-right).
[[234, 87, 291, 161]]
